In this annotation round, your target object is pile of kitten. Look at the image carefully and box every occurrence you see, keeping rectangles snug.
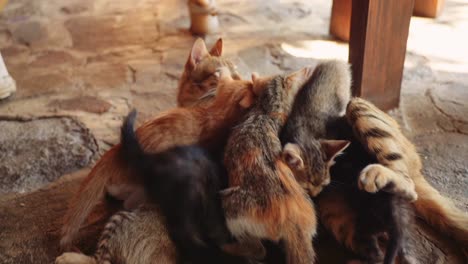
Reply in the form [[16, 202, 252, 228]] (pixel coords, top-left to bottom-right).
[[55, 39, 468, 264]]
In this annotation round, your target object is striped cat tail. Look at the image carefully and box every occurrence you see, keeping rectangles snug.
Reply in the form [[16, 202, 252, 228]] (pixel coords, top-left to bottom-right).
[[347, 97, 468, 253], [413, 174, 468, 252]]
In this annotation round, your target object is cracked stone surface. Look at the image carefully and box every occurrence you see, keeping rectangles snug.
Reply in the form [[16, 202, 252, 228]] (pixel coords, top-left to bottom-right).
[[0, 117, 98, 194], [0, 0, 466, 263]]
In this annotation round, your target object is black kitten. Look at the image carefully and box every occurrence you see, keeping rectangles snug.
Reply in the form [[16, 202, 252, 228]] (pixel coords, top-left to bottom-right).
[[323, 120, 414, 264], [120, 110, 244, 264]]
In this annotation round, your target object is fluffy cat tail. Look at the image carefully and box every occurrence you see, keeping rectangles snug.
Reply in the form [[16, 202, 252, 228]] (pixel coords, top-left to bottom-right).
[[120, 109, 145, 164], [413, 175, 468, 252], [384, 196, 412, 264], [60, 145, 120, 251], [281, 226, 316, 264], [120, 109, 156, 187], [60, 110, 143, 251]]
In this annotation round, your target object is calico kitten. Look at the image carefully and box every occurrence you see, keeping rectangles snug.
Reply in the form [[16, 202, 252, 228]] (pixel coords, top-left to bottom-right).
[[221, 67, 318, 264], [177, 38, 241, 107], [280, 61, 415, 263], [60, 67, 257, 251]]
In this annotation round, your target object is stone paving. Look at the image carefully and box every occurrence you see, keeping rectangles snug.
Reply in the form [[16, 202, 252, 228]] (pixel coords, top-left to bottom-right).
[[0, 116, 97, 194], [0, 0, 466, 262], [0, 0, 466, 208]]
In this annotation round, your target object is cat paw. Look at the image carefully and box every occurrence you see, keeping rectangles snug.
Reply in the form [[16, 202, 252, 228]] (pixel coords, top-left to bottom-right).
[[358, 164, 393, 193], [358, 164, 418, 201], [55, 252, 95, 264]]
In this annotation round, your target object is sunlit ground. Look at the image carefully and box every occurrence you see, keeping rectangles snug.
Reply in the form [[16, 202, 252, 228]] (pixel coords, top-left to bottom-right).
[[280, 0, 468, 74], [281, 40, 348, 60]]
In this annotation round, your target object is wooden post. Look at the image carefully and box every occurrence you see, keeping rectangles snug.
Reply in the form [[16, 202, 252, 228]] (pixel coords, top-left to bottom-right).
[[413, 0, 445, 18], [330, 0, 352, 42], [349, 0, 414, 110], [188, 0, 220, 36]]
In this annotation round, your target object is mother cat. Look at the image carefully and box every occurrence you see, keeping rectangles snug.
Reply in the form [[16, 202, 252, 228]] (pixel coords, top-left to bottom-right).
[[181, 59, 468, 253]]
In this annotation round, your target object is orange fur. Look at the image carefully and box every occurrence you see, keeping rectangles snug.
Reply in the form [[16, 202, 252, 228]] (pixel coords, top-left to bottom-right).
[[177, 38, 241, 107], [60, 74, 256, 250], [316, 188, 357, 252], [221, 70, 317, 264], [347, 97, 468, 252]]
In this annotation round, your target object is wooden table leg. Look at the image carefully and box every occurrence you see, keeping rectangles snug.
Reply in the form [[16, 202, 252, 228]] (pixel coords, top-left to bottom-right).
[[329, 0, 351, 42], [349, 0, 414, 110], [414, 0, 445, 18]]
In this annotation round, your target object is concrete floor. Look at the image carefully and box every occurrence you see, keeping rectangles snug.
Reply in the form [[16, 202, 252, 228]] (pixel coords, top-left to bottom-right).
[[0, 0, 466, 224]]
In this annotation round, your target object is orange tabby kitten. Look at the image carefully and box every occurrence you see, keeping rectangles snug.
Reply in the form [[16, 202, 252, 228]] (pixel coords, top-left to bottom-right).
[[347, 98, 468, 254], [177, 38, 241, 107], [60, 67, 258, 251]]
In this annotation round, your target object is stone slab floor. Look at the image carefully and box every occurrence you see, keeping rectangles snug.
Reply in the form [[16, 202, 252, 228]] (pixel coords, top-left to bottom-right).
[[0, 0, 466, 263]]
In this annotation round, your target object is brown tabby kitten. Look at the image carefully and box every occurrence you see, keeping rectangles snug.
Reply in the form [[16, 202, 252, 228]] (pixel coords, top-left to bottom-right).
[[177, 38, 241, 107], [60, 67, 257, 251], [280, 61, 415, 263], [56, 206, 177, 264], [221, 67, 318, 264]]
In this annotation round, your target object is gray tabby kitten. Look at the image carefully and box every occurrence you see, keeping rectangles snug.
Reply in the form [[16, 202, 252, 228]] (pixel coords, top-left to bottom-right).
[[280, 61, 351, 197]]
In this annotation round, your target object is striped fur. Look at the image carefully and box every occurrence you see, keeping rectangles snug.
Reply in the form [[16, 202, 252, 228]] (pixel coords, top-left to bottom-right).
[[221, 68, 318, 264], [347, 98, 418, 201], [281, 61, 352, 197], [346, 97, 468, 254], [277, 61, 413, 263], [177, 38, 241, 107], [56, 206, 178, 264]]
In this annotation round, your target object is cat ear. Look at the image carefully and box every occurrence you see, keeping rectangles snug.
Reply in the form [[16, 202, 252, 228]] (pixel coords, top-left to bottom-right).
[[239, 88, 254, 108], [209, 38, 223, 56], [284, 66, 314, 92], [251, 72, 260, 82], [251, 72, 270, 96], [282, 143, 304, 170], [186, 38, 209, 71], [320, 140, 350, 165]]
